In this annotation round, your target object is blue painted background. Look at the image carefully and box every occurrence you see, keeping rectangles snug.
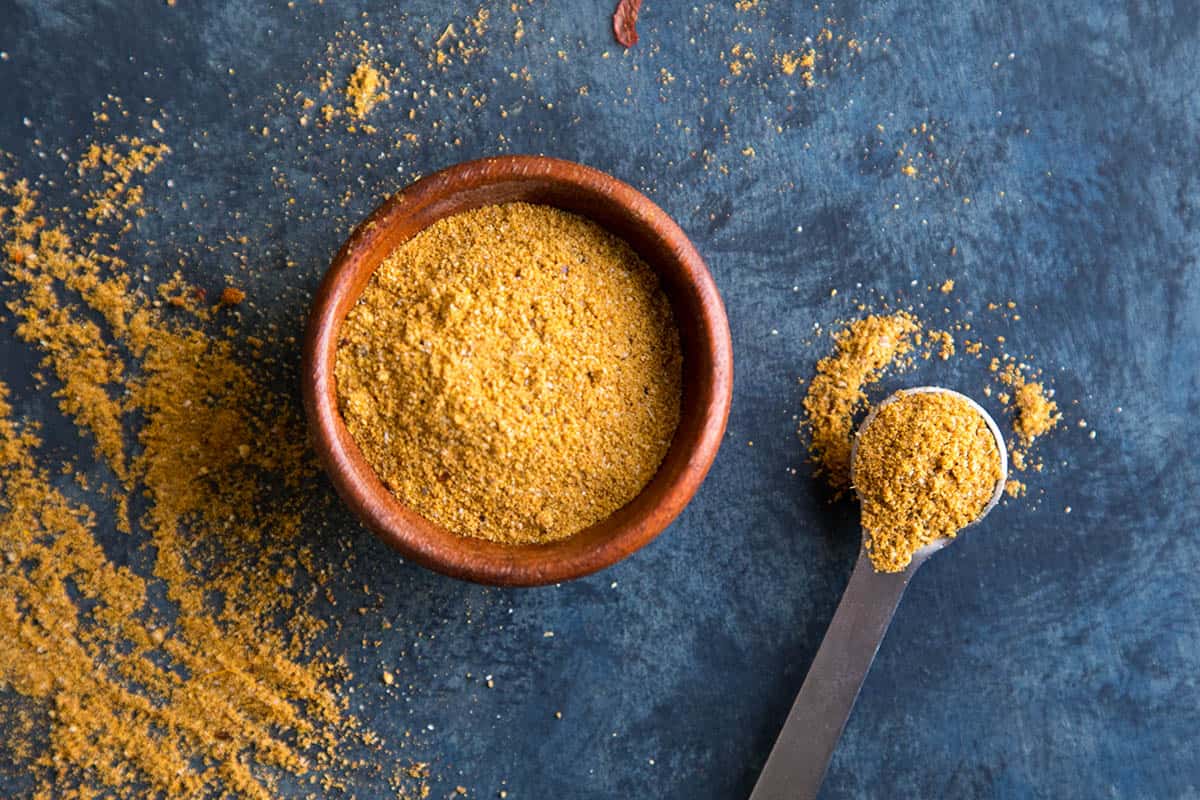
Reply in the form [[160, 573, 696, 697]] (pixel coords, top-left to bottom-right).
[[1, 0, 1197, 797]]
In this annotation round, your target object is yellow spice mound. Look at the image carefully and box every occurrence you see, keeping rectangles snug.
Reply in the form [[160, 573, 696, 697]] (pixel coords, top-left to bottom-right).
[[336, 202, 683, 544], [854, 391, 1003, 572]]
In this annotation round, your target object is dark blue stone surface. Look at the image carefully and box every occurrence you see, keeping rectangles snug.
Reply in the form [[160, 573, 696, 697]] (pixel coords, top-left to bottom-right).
[[1, 1, 1197, 797]]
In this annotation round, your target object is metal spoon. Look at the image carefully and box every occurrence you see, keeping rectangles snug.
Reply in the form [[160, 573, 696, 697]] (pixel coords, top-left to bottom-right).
[[749, 386, 1008, 800]]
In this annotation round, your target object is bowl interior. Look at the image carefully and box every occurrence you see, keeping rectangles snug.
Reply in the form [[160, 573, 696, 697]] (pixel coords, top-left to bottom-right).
[[305, 157, 731, 585]]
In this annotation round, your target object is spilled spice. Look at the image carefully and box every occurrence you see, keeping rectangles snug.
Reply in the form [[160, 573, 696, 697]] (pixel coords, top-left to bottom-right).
[[1009, 377, 1060, 443], [930, 329, 955, 360], [854, 391, 1003, 572], [0, 137, 428, 796], [220, 285, 246, 305], [336, 202, 682, 544], [992, 360, 1061, 473], [800, 301, 1066, 504], [777, 49, 816, 86], [344, 61, 389, 119], [801, 312, 921, 491]]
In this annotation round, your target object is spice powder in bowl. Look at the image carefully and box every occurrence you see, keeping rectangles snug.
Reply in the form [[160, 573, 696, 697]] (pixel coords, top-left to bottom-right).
[[853, 391, 1003, 572], [334, 202, 683, 545]]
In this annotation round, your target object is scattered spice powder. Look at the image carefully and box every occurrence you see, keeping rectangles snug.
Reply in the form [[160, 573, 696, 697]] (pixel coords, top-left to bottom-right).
[[0, 139, 429, 796], [801, 312, 921, 491], [854, 391, 1003, 572], [993, 360, 1061, 473], [219, 285, 246, 305], [778, 49, 816, 85], [801, 300, 1067, 504], [929, 329, 955, 360], [76, 136, 171, 223], [1009, 378, 1061, 443], [344, 61, 389, 119], [336, 203, 682, 544]]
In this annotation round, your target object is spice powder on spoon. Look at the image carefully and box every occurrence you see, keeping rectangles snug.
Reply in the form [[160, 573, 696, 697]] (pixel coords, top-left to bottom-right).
[[335, 202, 683, 544], [853, 391, 1003, 572]]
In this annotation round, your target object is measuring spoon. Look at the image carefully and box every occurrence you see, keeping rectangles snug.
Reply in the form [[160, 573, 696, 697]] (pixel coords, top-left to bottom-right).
[[749, 387, 1008, 800]]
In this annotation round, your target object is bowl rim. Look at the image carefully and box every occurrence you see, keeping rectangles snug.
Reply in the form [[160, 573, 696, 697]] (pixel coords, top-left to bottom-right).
[[302, 155, 733, 586]]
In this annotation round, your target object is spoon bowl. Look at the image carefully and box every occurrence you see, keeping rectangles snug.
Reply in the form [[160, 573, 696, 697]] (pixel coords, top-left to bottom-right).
[[850, 385, 1009, 569]]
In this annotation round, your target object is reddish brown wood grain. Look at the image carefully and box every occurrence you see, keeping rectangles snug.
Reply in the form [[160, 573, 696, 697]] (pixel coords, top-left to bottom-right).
[[301, 156, 733, 586]]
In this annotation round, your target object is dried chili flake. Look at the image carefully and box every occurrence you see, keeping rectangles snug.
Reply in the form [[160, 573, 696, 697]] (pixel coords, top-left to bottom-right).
[[613, 0, 643, 48]]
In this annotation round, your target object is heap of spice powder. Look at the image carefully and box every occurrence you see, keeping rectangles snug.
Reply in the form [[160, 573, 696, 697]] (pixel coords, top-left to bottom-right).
[[853, 391, 1003, 572], [336, 202, 682, 544], [0, 145, 431, 797]]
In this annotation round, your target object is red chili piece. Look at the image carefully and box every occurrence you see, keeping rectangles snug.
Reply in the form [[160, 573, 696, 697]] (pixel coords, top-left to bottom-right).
[[613, 0, 643, 48]]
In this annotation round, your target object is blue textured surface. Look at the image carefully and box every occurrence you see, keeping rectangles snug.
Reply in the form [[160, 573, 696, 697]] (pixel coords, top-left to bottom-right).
[[1, 1, 1198, 798]]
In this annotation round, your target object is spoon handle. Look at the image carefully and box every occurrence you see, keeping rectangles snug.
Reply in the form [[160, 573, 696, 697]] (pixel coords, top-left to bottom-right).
[[749, 548, 914, 800]]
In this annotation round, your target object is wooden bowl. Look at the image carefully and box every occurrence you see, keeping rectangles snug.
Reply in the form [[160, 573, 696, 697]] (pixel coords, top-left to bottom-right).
[[302, 156, 733, 586]]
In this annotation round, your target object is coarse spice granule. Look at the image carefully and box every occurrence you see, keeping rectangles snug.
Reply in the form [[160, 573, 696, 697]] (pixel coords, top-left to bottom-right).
[[344, 61, 389, 119], [336, 202, 683, 544], [853, 391, 1003, 572]]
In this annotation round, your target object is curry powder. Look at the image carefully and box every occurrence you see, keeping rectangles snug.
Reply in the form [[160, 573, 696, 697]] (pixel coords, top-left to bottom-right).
[[336, 202, 682, 544], [854, 391, 1002, 572]]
